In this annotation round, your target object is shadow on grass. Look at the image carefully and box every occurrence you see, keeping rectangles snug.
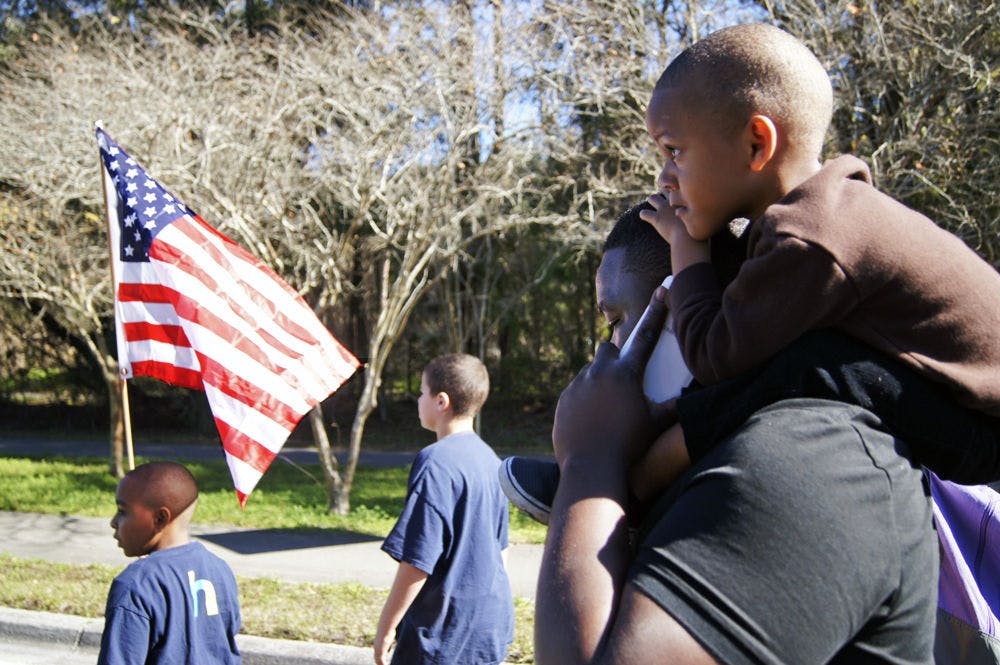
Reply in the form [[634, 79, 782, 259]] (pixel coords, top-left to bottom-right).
[[199, 527, 381, 554]]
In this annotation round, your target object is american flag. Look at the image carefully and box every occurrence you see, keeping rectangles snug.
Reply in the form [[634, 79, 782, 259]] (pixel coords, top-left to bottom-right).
[[97, 127, 360, 508]]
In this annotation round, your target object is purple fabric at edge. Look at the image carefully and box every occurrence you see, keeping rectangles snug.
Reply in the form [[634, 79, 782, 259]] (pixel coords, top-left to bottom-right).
[[930, 472, 1000, 637]]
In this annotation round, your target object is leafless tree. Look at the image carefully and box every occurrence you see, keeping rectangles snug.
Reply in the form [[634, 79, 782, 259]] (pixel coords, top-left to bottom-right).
[[0, 4, 596, 509], [763, 0, 1000, 265], [6, 1, 892, 513], [423, 0, 759, 394]]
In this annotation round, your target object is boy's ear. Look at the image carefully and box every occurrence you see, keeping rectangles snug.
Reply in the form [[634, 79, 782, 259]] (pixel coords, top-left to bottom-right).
[[152, 506, 171, 530], [436, 391, 451, 412], [747, 114, 778, 172]]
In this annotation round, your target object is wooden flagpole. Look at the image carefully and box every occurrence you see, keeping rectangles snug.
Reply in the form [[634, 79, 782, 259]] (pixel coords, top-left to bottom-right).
[[96, 121, 136, 471], [120, 377, 135, 471]]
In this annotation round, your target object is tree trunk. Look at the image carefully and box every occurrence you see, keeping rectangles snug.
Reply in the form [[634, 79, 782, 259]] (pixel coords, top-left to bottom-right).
[[331, 367, 379, 515], [106, 375, 125, 478], [310, 405, 344, 513]]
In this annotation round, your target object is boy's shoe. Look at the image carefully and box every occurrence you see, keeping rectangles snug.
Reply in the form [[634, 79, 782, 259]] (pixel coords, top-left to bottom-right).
[[498, 456, 559, 525]]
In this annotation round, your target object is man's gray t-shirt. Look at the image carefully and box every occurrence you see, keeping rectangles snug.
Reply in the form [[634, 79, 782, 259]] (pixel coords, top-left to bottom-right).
[[631, 398, 938, 664]]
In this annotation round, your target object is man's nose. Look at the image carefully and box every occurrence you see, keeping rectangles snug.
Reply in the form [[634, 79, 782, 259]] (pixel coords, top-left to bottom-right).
[[612, 325, 631, 350]]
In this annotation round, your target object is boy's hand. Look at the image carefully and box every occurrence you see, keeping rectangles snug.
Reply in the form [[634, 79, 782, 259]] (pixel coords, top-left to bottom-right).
[[640, 192, 688, 245], [374, 630, 393, 665], [641, 193, 712, 274], [552, 288, 669, 471]]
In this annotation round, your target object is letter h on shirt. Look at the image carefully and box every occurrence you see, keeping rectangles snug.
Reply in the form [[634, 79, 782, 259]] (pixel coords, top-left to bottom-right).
[[188, 570, 219, 617]]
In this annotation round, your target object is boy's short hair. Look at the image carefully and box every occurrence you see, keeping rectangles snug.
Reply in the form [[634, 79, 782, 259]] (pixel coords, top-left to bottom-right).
[[603, 202, 671, 285], [126, 461, 199, 516], [424, 353, 489, 418], [657, 23, 833, 160]]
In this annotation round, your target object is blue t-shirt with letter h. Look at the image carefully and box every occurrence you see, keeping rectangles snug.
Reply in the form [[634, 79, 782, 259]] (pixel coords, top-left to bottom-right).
[[98, 540, 241, 664], [382, 430, 514, 665]]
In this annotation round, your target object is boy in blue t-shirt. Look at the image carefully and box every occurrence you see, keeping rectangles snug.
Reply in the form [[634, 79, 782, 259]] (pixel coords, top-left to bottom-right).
[[375, 353, 514, 665], [98, 461, 241, 665]]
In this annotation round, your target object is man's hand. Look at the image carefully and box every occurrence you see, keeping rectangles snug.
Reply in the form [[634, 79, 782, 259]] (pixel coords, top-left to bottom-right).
[[537, 286, 716, 665], [552, 286, 671, 471]]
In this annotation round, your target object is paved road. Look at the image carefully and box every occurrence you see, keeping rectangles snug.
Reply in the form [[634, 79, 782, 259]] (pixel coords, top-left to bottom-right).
[[0, 606, 376, 664], [0, 437, 543, 597], [0, 438, 542, 599]]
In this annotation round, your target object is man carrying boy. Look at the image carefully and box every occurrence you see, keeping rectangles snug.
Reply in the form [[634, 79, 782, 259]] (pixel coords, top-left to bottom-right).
[[530, 200, 998, 662], [99, 461, 241, 665], [375, 353, 514, 665], [641, 22, 1000, 484], [534, 23, 956, 663]]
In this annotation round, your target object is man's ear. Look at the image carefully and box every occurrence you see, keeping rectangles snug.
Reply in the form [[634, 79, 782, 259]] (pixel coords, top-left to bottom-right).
[[747, 114, 778, 172]]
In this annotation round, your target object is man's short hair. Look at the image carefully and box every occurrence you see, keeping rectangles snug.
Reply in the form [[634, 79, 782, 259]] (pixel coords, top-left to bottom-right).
[[657, 23, 833, 160], [424, 353, 490, 418], [603, 202, 671, 285]]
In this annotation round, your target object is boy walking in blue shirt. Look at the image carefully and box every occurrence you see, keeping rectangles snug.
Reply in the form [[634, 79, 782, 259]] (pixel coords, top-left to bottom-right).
[[98, 461, 241, 665], [375, 353, 514, 665]]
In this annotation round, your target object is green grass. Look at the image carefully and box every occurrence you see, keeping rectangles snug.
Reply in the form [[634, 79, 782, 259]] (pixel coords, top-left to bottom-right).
[[0, 455, 548, 543], [0, 553, 536, 663]]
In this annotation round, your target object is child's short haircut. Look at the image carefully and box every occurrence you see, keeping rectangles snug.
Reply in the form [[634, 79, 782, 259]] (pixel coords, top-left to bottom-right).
[[424, 353, 489, 418], [657, 23, 833, 159], [127, 461, 199, 516]]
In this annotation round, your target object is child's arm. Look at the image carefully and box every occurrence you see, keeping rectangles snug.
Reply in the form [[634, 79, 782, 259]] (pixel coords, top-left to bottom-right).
[[374, 561, 428, 665], [643, 193, 861, 387], [628, 422, 692, 503]]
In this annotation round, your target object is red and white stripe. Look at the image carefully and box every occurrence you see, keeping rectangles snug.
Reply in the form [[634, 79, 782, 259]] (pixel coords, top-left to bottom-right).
[[104, 164, 358, 508]]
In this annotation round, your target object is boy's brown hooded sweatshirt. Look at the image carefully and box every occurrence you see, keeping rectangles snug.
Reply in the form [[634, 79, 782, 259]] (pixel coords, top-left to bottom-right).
[[670, 154, 1000, 418]]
